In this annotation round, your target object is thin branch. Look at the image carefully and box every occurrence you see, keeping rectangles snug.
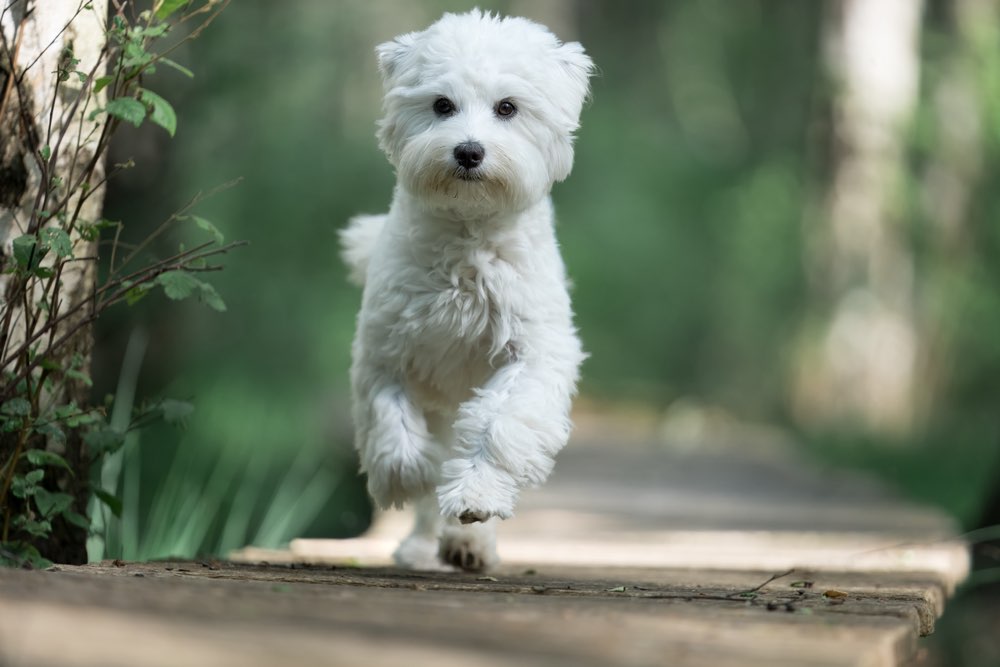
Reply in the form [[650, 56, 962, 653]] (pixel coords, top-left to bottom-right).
[[14, 0, 89, 84], [114, 177, 243, 274], [148, 0, 231, 67], [46, 42, 110, 177], [727, 569, 795, 600], [108, 219, 124, 274], [0, 240, 247, 380]]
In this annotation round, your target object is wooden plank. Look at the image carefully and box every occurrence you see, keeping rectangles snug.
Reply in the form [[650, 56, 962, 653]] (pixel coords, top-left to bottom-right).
[[0, 560, 946, 666], [274, 526, 969, 594], [0, 428, 968, 666]]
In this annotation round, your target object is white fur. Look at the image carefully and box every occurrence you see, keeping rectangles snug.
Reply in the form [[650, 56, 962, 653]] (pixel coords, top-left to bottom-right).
[[342, 10, 593, 571]]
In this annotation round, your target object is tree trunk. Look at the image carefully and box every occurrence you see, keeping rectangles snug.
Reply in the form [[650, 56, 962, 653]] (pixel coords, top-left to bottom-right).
[[1, 0, 107, 563], [793, 0, 925, 437]]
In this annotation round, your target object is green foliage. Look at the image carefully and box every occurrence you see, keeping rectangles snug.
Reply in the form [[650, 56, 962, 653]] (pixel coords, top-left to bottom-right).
[[156, 399, 192, 425], [139, 88, 177, 136], [104, 97, 147, 127], [1, 1, 234, 568], [156, 271, 227, 311], [191, 216, 224, 244], [155, 0, 192, 21]]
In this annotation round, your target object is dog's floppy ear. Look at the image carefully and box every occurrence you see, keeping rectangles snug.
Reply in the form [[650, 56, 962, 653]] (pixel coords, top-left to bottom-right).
[[549, 41, 595, 135], [376, 33, 417, 81], [555, 41, 596, 103]]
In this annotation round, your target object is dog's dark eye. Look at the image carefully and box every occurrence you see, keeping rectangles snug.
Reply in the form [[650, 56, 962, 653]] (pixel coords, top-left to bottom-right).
[[433, 97, 455, 116], [495, 99, 517, 118]]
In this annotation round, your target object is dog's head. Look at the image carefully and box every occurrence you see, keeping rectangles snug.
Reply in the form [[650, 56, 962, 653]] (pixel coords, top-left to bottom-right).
[[375, 10, 594, 217]]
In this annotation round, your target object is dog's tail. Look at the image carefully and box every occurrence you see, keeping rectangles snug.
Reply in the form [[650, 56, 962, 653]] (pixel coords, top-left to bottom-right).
[[339, 214, 387, 287]]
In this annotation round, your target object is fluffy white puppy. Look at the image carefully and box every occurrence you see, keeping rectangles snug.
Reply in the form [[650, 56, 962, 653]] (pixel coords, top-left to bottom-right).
[[340, 9, 593, 572]]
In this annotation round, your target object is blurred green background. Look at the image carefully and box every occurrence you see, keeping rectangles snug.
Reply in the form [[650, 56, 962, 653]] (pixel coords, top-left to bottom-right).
[[91, 0, 1000, 568]]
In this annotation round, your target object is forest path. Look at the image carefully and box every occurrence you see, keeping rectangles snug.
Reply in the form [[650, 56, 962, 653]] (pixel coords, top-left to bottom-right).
[[0, 412, 969, 666]]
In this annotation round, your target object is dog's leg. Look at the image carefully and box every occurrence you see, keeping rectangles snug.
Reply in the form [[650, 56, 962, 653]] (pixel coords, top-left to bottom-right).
[[392, 494, 452, 570], [437, 340, 581, 522], [439, 518, 499, 572], [354, 373, 443, 510]]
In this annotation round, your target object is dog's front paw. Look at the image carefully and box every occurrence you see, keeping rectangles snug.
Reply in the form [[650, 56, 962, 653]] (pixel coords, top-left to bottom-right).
[[393, 534, 454, 572], [453, 393, 560, 488], [459, 510, 488, 524], [366, 451, 438, 510], [436, 458, 518, 522], [439, 521, 499, 572], [360, 385, 443, 509]]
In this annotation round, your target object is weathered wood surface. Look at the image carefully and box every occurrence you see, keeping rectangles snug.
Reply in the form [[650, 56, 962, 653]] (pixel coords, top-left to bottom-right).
[[0, 417, 971, 666], [0, 557, 960, 667]]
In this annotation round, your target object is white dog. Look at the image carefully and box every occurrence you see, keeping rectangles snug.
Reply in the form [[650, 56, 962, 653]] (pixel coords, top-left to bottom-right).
[[340, 9, 593, 572]]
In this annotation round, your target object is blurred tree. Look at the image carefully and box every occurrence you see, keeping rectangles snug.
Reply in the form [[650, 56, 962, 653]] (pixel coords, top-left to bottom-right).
[[927, 0, 1000, 520], [915, 0, 996, 423], [793, 0, 925, 436]]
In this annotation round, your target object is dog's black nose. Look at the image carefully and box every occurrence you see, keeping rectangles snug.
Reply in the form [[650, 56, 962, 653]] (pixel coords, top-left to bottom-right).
[[454, 142, 485, 170]]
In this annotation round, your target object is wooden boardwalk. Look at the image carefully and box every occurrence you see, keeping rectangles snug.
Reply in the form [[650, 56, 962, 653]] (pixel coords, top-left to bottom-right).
[[0, 416, 969, 666]]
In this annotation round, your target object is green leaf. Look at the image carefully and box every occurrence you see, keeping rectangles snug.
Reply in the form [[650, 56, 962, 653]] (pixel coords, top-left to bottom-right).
[[65, 368, 93, 387], [159, 399, 194, 426], [2, 397, 31, 416], [13, 516, 52, 538], [133, 23, 170, 39], [78, 218, 118, 242], [64, 409, 102, 428], [156, 272, 227, 311], [25, 449, 72, 472], [41, 227, 73, 258], [35, 489, 74, 518], [38, 357, 60, 372], [198, 281, 227, 312], [125, 282, 154, 306], [192, 215, 224, 243], [156, 270, 199, 300], [83, 427, 125, 454], [122, 41, 155, 69], [92, 488, 122, 518], [160, 57, 194, 78], [105, 97, 146, 127], [12, 470, 44, 498], [53, 403, 79, 419], [63, 510, 90, 530], [0, 541, 52, 569], [93, 75, 113, 94], [139, 88, 176, 137], [40, 145, 51, 160], [34, 421, 67, 444], [11, 235, 46, 271], [154, 0, 190, 20]]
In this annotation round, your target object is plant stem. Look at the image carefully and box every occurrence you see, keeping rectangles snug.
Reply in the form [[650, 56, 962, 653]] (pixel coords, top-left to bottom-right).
[[0, 240, 247, 393], [0, 425, 30, 541]]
